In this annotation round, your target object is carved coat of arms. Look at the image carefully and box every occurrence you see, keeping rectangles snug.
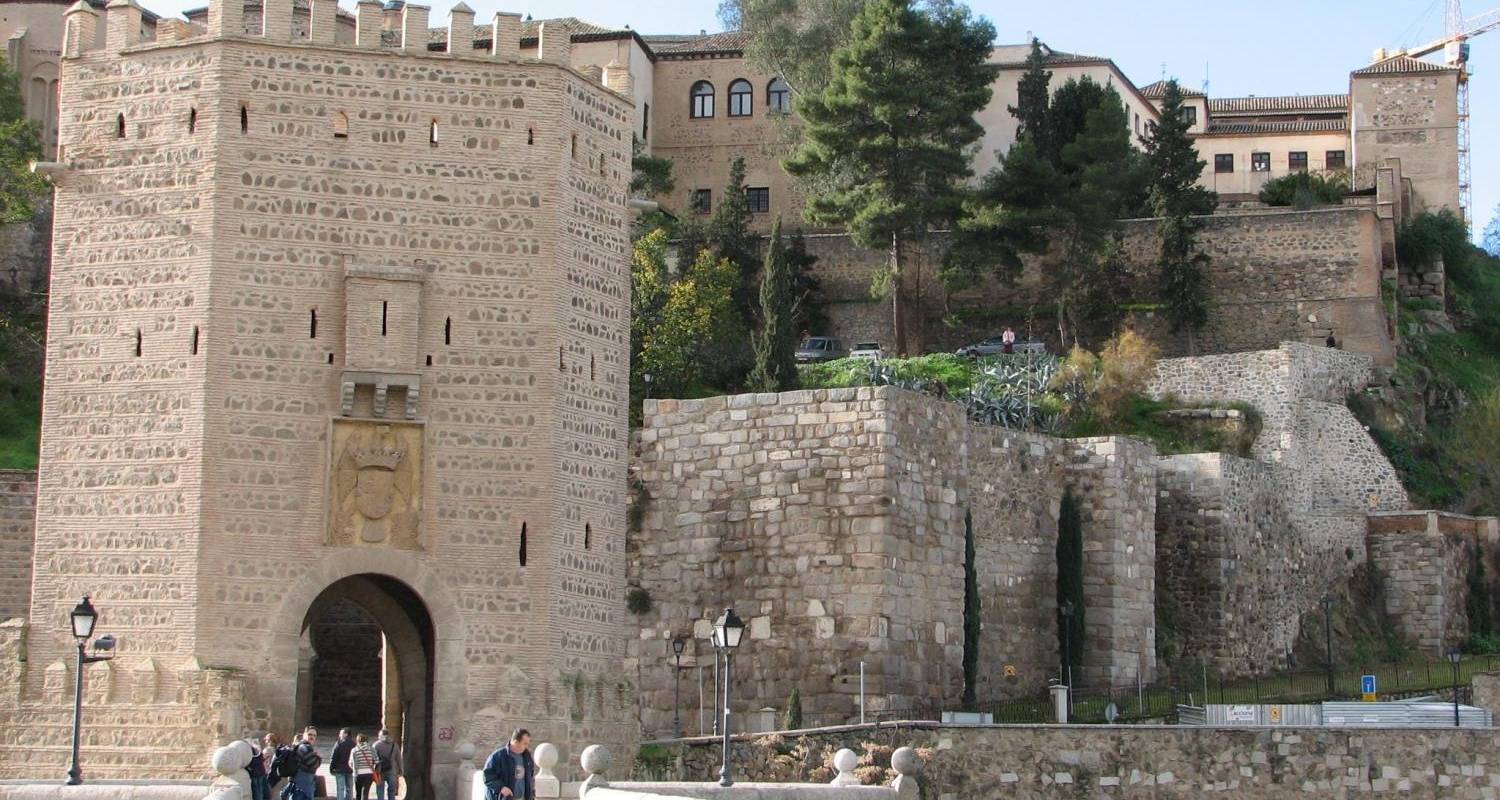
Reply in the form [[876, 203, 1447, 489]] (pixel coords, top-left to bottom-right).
[[331, 422, 422, 549]]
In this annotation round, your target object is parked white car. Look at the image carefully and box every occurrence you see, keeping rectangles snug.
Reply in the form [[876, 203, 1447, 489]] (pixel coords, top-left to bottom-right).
[[849, 342, 885, 361]]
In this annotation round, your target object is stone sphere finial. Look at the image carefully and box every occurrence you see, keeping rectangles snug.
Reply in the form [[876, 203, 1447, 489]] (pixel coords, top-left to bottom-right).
[[581, 744, 611, 776], [456, 741, 476, 760], [890, 747, 920, 776], [212, 740, 252, 776], [830, 748, 860, 785], [535, 742, 560, 771]]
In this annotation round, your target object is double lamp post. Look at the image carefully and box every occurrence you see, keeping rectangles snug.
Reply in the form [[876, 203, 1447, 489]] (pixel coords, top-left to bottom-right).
[[668, 608, 745, 786]]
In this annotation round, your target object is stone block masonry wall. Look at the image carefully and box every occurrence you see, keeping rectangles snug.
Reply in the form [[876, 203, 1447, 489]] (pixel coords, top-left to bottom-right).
[[795, 206, 1393, 364], [0, 472, 36, 623], [1368, 512, 1500, 655], [629, 387, 1154, 736], [1156, 455, 1311, 674], [656, 722, 1500, 798]]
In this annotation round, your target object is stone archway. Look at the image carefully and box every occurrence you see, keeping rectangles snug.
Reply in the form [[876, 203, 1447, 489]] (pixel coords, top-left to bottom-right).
[[265, 552, 467, 800], [298, 575, 434, 800]]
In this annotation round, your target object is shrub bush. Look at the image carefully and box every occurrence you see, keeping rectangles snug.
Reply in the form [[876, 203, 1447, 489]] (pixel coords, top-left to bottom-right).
[[1257, 171, 1347, 208]]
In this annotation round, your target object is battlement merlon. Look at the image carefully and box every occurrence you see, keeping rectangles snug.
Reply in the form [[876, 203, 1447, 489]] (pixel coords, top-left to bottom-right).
[[59, 0, 636, 104]]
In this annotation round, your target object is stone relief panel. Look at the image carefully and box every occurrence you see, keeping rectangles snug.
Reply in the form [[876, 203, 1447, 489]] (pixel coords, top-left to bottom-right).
[[329, 419, 423, 550]]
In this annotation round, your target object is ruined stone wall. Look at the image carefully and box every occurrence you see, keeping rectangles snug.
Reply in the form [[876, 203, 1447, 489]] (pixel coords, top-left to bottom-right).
[[628, 387, 1154, 735], [0, 472, 36, 623], [796, 207, 1392, 364], [1065, 438, 1158, 686], [12, 2, 636, 786], [1368, 512, 1500, 656], [656, 721, 1500, 798]]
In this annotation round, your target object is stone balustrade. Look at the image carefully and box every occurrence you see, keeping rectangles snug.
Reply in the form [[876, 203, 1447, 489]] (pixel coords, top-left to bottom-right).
[[574, 744, 919, 800]]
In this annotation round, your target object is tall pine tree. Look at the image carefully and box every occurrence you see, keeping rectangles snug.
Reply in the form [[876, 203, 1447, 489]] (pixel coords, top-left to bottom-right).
[[1144, 80, 1217, 352], [784, 0, 996, 356], [748, 219, 800, 393]]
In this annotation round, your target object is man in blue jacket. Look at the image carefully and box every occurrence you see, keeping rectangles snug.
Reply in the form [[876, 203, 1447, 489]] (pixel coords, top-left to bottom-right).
[[483, 729, 536, 800]]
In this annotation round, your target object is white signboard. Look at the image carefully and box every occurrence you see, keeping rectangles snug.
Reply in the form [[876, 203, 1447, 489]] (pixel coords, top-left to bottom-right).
[[1226, 704, 1257, 723]]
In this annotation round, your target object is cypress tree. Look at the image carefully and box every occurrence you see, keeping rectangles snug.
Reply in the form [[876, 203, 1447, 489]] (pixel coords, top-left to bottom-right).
[[748, 219, 800, 393], [1144, 80, 1217, 351], [1008, 38, 1051, 153], [962, 509, 980, 707], [1056, 491, 1085, 676]]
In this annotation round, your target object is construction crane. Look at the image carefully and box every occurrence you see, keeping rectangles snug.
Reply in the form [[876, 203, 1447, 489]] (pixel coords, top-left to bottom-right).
[[1392, 2, 1500, 226]]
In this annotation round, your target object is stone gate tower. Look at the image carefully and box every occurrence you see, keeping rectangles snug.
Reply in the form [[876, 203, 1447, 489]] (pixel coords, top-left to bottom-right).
[[2, 0, 634, 792]]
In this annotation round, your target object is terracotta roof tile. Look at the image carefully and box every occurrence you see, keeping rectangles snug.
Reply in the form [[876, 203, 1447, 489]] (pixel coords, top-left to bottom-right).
[[1351, 54, 1460, 76], [1208, 94, 1348, 114], [1203, 119, 1348, 135], [645, 30, 752, 55], [1140, 80, 1205, 99]]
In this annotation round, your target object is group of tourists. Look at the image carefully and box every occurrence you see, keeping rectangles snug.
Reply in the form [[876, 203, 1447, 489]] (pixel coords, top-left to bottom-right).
[[241, 726, 403, 800]]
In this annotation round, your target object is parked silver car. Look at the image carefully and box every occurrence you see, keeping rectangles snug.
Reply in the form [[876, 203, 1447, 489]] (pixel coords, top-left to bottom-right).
[[795, 337, 848, 364], [849, 342, 885, 361], [956, 336, 1047, 357]]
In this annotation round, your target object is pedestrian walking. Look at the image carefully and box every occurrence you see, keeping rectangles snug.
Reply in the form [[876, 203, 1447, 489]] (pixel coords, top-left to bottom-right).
[[291, 727, 322, 800], [372, 728, 403, 800], [245, 735, 270, 800], [482, 729, 536, 800], [351, 733, 378, 800], [331, 728, 355, 800]]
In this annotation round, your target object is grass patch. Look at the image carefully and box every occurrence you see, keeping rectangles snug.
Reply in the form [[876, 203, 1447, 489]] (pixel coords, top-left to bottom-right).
[[1066, 396, 1261, 457], [0, 388, 39, 470]]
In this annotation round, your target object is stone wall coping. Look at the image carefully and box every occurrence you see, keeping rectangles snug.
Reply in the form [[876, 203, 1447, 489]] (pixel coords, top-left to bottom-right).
[[0, 471, 36, 479]]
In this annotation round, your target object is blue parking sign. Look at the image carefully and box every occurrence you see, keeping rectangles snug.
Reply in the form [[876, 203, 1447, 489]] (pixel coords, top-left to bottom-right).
[[1361, 674, 1377, 694]]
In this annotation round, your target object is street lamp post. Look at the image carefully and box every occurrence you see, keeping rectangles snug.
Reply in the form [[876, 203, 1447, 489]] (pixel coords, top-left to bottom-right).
[[1448, 649, 1463, 727], [712, 608, 745, 788], [671, 636, 687, 738], [1321, 594, 1336, 696], [65, 596, 114, 786]]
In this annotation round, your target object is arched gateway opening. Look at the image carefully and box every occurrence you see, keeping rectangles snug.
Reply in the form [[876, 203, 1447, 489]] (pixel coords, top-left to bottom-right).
[[296, 574, 435, 800]]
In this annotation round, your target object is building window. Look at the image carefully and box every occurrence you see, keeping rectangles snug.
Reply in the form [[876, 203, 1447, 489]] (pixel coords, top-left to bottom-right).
[[746, 187, 770, 213], [1326, 150, 1347, 170], [728, 79, 752, 117], [691, 189, 711, 214], [767, 77, 791, 114], [429, 119, 439, 146], [1289, 151, 1308, 172], [1251, 152, 1271, 172], [642, 102, 650, 141], [1180, 106, 1196, 126], [333, 111, 348, 139], [1214, 154, 1233, 174], [690, 81, 715, 119]]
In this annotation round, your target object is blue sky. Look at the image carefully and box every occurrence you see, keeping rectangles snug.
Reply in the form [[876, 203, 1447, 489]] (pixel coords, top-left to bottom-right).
[[150, 0, 1498, 236]]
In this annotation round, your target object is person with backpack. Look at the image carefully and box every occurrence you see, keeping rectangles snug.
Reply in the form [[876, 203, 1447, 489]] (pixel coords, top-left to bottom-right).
[[245, 735, 270, 800], [330, 728, 355, 800], [270, 734, 300, 800], [372, 728, 402, 800], [291, 727, 322, 800]]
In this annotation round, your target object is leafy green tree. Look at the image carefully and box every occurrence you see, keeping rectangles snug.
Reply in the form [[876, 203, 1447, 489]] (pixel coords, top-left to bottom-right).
[[711, 156, 759, 275], [630, 136, 674, 198], [631, 229, 741, 407], [1257, 170, 1346, 209], [0, 56, 46, 223], [1008, 38, 1051, 155], [784, 0, 996, 355], [717, 0, 866, 98], [1144, 80, 1216, 350], [785, 231, 828, 336], [1072, 230, 1132, 347], [748, 219, 801, 392], [1484, 204, 1500, 257]]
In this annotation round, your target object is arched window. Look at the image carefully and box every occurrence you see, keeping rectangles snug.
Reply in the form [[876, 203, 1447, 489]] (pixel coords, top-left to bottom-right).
[[728, 79, 752, 117], [333, 111, 348, 139], [115, 113, 126, 138], [690, 81, 714, 119], [767, 77, 791, 114], [309, 308, 317, 338], [429, 119, 438, 146]]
